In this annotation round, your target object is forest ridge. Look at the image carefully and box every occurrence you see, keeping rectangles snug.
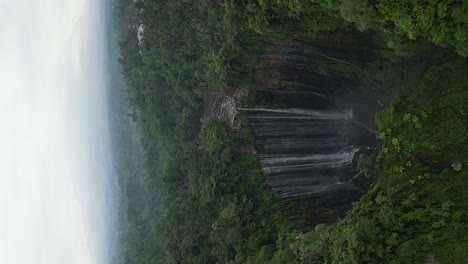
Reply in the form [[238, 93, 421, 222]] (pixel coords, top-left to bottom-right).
[[115, 1, 468, 263]]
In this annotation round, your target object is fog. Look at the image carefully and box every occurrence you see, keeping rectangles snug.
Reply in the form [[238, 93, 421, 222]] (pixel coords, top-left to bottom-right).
[[0, 0, 122, 263]]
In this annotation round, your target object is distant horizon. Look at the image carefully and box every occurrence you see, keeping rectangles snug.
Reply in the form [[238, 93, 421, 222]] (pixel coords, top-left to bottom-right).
[[0, 0, 121, 263]]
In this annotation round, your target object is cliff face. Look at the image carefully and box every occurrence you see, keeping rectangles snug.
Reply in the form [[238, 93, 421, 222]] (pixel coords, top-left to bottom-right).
[[243, 39, 384, 209]]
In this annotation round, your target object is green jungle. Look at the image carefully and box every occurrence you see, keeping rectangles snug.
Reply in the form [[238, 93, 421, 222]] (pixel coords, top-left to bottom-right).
[[114, 0, 467, 263]]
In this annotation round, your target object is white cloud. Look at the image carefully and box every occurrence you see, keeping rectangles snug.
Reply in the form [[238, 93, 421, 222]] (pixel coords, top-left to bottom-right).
[[0, 0, 115, 263]]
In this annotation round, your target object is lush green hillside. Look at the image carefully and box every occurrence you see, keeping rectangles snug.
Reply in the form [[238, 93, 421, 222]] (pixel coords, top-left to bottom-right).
[[285, 59, 468, 263], [115, 0, 467, 263]]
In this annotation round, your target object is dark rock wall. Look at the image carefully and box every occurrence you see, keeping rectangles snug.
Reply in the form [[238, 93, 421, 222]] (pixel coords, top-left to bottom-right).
[[243, 40, 383, 208]]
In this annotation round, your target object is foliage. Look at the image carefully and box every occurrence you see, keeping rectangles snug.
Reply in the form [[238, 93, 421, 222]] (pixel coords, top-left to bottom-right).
[[158, 119, 305, 263], [376, 59, 468, 160], [334, 0, 468, 56], [114, 0, 468, 263], [377, 0, 468, 56], [282, 59, 468, 264], [451, 161, 463, 172], [223, 0, 341, 37], [357, 153, 377, 178]]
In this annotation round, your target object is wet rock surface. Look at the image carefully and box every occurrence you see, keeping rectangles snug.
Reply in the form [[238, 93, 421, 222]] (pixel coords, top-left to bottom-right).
[[242, 38, 429, 209]]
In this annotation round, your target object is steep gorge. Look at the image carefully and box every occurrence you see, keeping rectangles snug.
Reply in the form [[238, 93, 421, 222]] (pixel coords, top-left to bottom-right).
[[242, 39, 392, 209]]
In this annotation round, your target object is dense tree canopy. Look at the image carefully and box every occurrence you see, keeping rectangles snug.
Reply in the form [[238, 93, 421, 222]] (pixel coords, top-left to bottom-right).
[[115, 0, 467, 263]]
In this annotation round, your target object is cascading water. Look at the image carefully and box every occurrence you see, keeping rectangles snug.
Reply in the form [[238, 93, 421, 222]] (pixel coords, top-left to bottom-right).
[[242, 41, 383, 209], [241, 107, 365, 208]]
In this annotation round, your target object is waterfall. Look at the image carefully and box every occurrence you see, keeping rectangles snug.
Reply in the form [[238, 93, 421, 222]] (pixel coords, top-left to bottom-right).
[[241, 107, 364, 208], [245, 42, 382, 208]]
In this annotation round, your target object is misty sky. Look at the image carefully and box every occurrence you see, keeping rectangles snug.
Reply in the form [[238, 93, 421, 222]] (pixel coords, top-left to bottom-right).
[[0, 0, 118, 263]]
